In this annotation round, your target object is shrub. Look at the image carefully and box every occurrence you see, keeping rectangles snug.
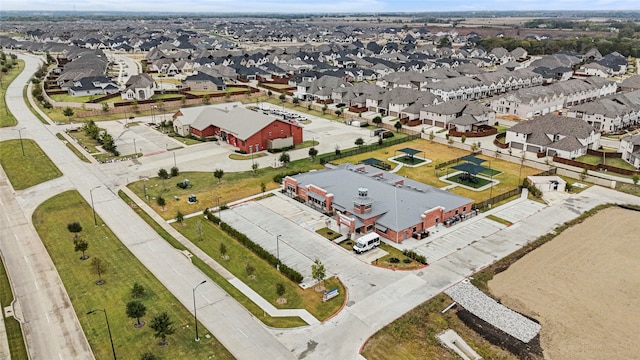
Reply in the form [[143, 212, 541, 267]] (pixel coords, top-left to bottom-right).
[[402, 249, 428, 264], [389, 257, 400, 264]]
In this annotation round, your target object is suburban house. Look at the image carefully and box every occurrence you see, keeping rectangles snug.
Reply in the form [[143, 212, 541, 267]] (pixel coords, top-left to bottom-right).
[[64, 76, 119, 97], [172, 106, 303, 152], [283, 163, 474, 243], [618, 134, 640, 169], [420, 99, 496, 129], [566, 90, 640, 132], [121, 73, 157, 100], [182, 72, 226, 91], [505, 113, 601, 158]]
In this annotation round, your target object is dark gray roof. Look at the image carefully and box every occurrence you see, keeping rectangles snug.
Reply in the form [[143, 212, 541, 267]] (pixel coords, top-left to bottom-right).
[[289, 163, 472, 231]]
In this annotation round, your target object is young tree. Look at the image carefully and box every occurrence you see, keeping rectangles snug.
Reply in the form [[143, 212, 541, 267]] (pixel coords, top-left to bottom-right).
[[260, 182, 266, 194], [633, 174, 639, 186], [292, 97, 299, 106], [140, 353, 158, 360], [354, 137, 364, 147], [461, 135, 467, 144], [322, 104, 328, 114], [447, 137, 454, 147], [213, 168, 224, 183], [429, 130, 435, 142], [102, 102, 110, 113], [394, 121, 402, 131], [219, 242, 227, 259], [157, 196, 166, 210], [308, 147, 318, 161], [175, 210, 184, 225], [131, 283, 146, 298], [150, 312, 175, 346], [580, 167, 588, 181], [278, 94, 286, 102], [126, 301, 147, 327], [157, 168, 169, 179], [91, 257, 107, 285], [74, 238, 89, 260], [170, 166, 179, 177], [372, 116, 382, 127], [251, 162, 259, 175], [279, 152, 290, 167], [63, 107, 74, 122], [196, 219, 203, 241], [267, 90, 273, 98], [246, 263, 255, 277], [202, 94, 211, 104], [311, 258, 326, 288], [67, 221, 83, 240], [276, 283, 286, 297]]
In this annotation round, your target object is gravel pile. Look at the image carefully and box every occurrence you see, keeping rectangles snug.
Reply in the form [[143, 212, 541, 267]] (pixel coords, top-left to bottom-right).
[[446, 280, 541, 343]]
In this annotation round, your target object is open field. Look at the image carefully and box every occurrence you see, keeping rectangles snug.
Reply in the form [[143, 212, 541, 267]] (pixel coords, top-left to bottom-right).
[[0, 59, 24, 127], [0, 139, 62, 190], [488, 206, 640, 360], [32, 191, 234, 360]]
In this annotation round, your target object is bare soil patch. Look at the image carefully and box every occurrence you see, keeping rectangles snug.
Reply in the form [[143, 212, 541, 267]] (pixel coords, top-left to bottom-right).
[[488, 207, 640, 359]]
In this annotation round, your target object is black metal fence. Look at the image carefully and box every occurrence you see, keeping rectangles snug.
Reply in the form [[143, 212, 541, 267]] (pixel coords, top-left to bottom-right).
[[319, 134, 420, 164], [473, 187, 522, 211]]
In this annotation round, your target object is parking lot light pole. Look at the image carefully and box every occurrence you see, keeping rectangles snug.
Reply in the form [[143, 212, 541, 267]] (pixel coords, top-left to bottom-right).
[[87, 309, 116, 360], [276, 235, 281, 271], [193, 280, 207, 341], [90, 185, 101, 226], [173, 151, 177, 168], [133, 138, 137, 158], [216, 196, 222, 223], [13, 127, 26, 156]]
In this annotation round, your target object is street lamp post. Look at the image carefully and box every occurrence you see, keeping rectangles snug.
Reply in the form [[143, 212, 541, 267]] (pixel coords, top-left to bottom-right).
[[87, 309, 116, 360], [192, 280, 207, 342], [13, 127, 26, 156], [151, 105, 157, 125], [133, 138, 137, 158], [276, 234, 281, 271], [90, 186, 101, 227], [173, 151, 177, 168], [488, 161, 494, 209]]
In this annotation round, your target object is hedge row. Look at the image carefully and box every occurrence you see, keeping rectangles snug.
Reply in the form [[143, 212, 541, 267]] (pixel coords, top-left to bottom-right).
[[204, 210, 304, 283], [402, 249, 428, 264]]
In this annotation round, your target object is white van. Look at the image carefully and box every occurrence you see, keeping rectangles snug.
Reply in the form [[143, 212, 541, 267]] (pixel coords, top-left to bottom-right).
[[353, 233, 381, 254]]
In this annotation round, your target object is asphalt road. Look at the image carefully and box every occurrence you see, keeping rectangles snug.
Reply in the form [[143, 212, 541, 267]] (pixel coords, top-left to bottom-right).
[[3, 53, 294, 360]]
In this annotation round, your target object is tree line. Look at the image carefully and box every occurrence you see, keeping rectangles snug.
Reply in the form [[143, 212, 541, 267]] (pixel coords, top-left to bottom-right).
[[477, 34, 640, 57]]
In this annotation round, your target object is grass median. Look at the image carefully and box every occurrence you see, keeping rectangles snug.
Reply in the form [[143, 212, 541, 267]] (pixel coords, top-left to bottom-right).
[[32, 190, 234, 360], [0, 139, 62, 190], [0, 256, 28, 360], [0, 59, 24, 127], [118, 190, 308, 328]]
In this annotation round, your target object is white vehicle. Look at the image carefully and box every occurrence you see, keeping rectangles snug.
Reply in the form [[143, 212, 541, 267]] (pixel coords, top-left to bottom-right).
[[353, 233, 381, 254]]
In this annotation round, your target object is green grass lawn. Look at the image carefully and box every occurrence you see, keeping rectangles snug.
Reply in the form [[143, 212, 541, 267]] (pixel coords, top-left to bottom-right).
[[0, 139, 62, 190], [0, 59, 25, 127], [32, 191, 234, 360], [128, 158, 324, 220], [0, 257, 28, 360], [576, 154, 637, 170], [55, 133, 91, 163], [48, 93, 98, 103], [65, 130, 101, 153], [315, 227, 341, 240], [118, 190, 306, 328], [174, 217, 345, 321]]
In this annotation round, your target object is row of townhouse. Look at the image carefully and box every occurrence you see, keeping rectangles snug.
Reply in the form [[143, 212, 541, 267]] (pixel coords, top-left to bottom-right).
[[490, 78, 617, 119], [567, 90, 640, 133]]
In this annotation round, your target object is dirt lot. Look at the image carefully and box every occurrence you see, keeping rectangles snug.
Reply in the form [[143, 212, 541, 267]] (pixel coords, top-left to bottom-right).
[[488, 207, 640, 359]]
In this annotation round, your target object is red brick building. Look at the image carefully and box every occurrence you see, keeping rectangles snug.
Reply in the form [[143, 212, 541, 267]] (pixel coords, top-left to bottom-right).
[[283, 163, 474, 243], [174, 106, 302, 152]]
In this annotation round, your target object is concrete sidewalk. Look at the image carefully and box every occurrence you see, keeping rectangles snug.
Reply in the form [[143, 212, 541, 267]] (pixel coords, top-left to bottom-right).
[[120, 186, 320, 325]]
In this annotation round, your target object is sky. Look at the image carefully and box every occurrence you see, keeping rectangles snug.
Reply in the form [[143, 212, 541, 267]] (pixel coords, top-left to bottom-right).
[[2, 0, 640, 13]]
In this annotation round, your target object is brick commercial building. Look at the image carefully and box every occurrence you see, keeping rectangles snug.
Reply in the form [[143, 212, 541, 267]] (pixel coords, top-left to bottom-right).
[[283, 163, 474, 243], [173, 105, 303, 152]]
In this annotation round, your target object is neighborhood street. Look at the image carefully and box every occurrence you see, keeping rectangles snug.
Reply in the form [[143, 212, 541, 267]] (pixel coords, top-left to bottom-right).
[[2, 52, 640, 360]]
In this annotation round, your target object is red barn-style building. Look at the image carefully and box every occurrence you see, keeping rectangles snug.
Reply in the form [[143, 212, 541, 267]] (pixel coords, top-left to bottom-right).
[[173, 106, 302, 152], [283, 163, 475, 243]]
